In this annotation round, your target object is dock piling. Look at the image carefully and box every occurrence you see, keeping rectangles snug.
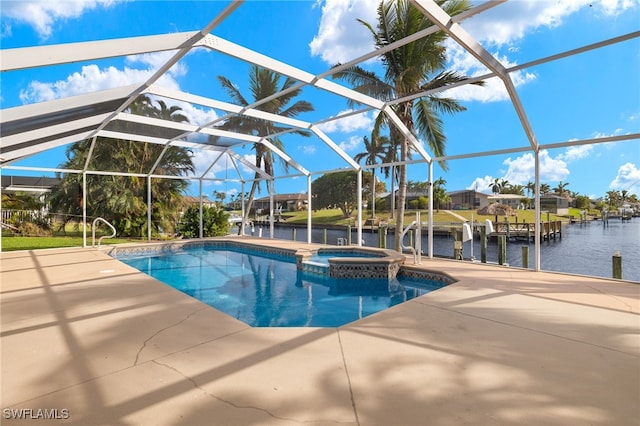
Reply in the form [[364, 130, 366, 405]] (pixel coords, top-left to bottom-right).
[[480, 226, 487, 263], [454, 229, 463, 260], [612, 251, 622, 279], [522, 246, 529, 269], [498, 235, 507, 265]]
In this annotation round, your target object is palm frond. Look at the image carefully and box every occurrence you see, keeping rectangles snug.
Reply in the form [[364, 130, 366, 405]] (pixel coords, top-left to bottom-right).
[[218, 75, 249, 106]]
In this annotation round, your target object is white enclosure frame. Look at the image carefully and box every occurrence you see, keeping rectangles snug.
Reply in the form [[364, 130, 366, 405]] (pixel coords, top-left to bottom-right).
[[1, 0, 638, 272]]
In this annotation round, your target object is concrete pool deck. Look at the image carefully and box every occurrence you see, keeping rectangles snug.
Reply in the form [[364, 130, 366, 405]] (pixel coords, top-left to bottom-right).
[[1, 236, 638, 425]]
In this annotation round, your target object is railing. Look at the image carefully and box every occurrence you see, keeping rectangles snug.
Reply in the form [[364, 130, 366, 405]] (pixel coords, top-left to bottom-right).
[[400, 212, 422, 264], [92, 217, 116, 248]]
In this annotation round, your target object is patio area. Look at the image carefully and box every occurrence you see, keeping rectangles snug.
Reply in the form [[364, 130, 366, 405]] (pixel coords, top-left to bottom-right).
[[1, 237, 638, 425]]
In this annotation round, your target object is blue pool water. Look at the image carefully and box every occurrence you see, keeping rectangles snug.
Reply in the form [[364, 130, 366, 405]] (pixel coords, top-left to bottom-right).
[[115, 246, 445, 327], [308, 250, 384, 264]]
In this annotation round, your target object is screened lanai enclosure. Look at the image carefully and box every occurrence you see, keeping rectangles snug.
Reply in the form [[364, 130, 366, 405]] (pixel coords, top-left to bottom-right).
[[1, 0, 638, 271]]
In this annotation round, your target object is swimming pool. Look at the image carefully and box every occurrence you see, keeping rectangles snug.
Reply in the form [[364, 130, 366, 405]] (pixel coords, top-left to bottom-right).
[[113, 243, 449, 327]]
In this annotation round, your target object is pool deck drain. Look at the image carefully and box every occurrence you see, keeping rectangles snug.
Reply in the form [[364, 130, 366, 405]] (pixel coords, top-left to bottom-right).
[[1, 236, 638, 425]]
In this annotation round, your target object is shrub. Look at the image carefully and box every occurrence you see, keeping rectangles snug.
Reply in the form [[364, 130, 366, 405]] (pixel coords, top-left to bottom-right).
[[178, 205, 229, 238], [18, 221, 52, 237]]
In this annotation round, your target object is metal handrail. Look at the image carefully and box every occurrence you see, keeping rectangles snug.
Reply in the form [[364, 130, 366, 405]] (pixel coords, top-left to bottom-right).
[[400, 220, 418, 264], [92, 217, 116, 248], [400, 212, 423, 264]]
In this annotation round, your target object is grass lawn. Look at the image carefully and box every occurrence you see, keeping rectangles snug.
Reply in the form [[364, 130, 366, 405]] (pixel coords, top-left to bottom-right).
[[281, 207, 571, 226], [1, 235, 138, 251], [1, 226, 141, 252]]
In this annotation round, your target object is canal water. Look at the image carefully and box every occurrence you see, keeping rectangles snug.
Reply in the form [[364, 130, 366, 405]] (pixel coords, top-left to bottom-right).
[[252, 218, 640, 282]]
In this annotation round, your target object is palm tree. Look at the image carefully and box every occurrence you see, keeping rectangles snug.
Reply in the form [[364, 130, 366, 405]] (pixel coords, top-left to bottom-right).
[[154, 99, 188, 123], [213, 190, 226, 208], [540, 183, 551, 195], [215, 65, 314, 228], [332, 0, 478, 251], [354, 135, 388, 218], [48, 98, 194, 237], [525, 181, 535, 198], [490, 178, 503, 195], [433, 177, 449, 211], [620, 189, 629, 205], [380, 137, 400, 219], [553, 181, 570, 196], [606, 190, 621, 208]]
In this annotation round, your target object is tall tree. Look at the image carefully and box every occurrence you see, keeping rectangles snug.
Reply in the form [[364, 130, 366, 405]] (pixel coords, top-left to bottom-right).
[[381, 137, 400, 219], [48, 98, 194, 237], [311, 171, 360, 218], [525, 180, 535, 197], [490, 178, 503, 195], [354, 135, 388, 218], [332, 0, 479, 251], [215, 65, 314, 229], [433, 177, 449, 211], [606, 190, 621, 208], [553, 181, 570, 196], [540, 183, 551, 195]]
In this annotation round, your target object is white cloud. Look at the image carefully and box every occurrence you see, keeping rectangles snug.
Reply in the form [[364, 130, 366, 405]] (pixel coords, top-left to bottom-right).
[[191, 151, 227, 179], [316, 109, 374, 133], [449, 0, 637, 102], [1, 0, 120, 39], [19, 61, 183, 104], [309, 0, 378, 64], [609, 162, 640, 193], [178, 102, 218, 128], [15, 49, 218, 126], [239, 154, 258, 176], [444, 46, 537, 102], [299, 144, 317, 155], [469, 139, 602, 191], [466, 175, 495, 193], [502, 150, 570, 184], [463, 0, 635, 49], [126, 52, 187, 78], [469, 150, 570, 189], [338, 135, 362, 153], [559, 144, 594, 161]]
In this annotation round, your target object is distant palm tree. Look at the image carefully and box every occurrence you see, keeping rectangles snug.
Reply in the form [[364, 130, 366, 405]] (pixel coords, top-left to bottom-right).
[[354, 135, 388, 217], [503, 184, 524, 196], [620, 189, 629, 205], [433, 177, 449, 211], [381, 137, 400, 219], [332, 0, 479, 251], [553, 181, 570, 196], [215, 65, 314, 228], [606, 190, 620, 208], [525, 180, 535, 197], [490, 178, 503, 195], [540, 183, 551, 195]]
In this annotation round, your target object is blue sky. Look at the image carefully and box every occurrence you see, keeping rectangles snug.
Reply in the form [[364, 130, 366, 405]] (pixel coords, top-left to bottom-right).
[[1, 0, 639, 201]]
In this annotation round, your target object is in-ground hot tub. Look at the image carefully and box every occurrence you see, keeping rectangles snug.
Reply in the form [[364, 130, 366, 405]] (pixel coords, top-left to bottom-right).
[[296, 247, 406, 280]]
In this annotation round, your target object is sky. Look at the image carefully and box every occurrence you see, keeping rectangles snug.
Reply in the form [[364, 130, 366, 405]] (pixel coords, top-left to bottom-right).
[[1, 0, 639, 202]]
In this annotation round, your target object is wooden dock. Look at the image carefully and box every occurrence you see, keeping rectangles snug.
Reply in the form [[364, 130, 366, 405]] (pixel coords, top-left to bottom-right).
[[491, 221, 562, 241]]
